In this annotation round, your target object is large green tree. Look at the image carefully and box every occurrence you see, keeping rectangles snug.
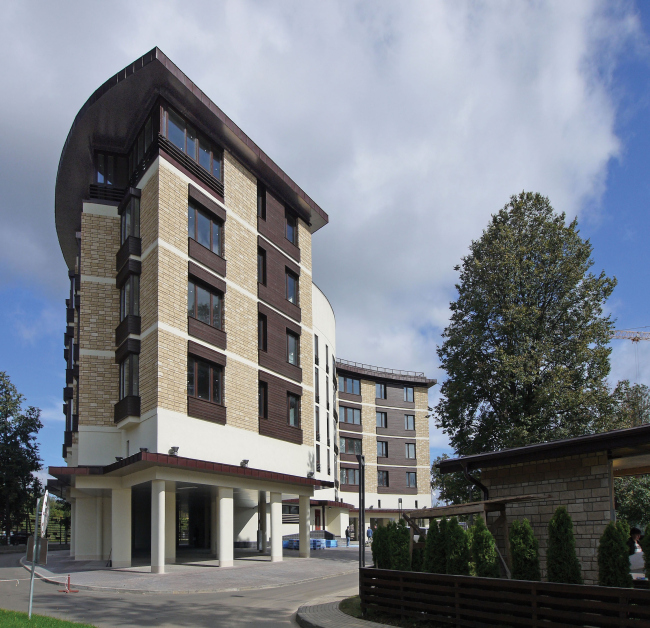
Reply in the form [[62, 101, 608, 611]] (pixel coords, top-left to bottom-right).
[[435, 192, 617, 455], [615, 475, 650, 528], [611, 380, 650, 429], [0, 372, 43, 542]]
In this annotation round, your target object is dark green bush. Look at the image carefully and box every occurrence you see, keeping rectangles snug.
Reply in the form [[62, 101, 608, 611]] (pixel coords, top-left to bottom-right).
[[411, 529, 425, 572], [510, 519, 541, 581], [641, 531, 650, 580], [371, 524, 390, 569], [388, 519, 411, 571], [598, 520, 632, 588], [547, 506, 582, 584], [446, 517, 471, 575], [470, 516, 500, 578]]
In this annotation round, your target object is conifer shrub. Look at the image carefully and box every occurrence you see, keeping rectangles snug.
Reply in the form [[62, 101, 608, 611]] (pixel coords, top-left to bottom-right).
[[510, 519, 541, 581], [423, 519, 440, 572], [470, 516, 500, 578], [371, 524, 390, 569], [388, 519, 412, 571], [598, 520, 632, 588], [547, 506, 583, 584], [411, 529, 425, 572], [446, 517, 471, 575], [641, 531, 650, 580], [432, 518, 449, 573]]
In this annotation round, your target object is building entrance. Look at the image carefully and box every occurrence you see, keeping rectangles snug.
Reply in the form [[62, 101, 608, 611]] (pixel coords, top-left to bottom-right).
[[177, 488, 211, 551]]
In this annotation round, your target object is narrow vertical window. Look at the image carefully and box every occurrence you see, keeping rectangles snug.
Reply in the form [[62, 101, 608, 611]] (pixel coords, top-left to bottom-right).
[[257, 248, 266, 285], [286, 271, 298, 304], [315, 367, 320, 402], [405, 414, 415, 430], [288, 393, 300, 427], [315, 406, 320, 441], [257, 182, 266, 219], [314, 334, 319, 364], [286, 212, 297, 245], [404, 386, 414, 402], [287, 331, 299, 366], [258, 381, 268, 418], [258, 314, 267, 351]]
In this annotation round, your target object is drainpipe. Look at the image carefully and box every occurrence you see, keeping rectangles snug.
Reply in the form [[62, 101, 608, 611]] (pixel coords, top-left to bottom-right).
[[461, 462, 489, 501]]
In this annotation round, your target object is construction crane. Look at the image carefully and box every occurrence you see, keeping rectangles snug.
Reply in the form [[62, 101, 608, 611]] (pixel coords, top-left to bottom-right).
[[610, 330, 650, 426]]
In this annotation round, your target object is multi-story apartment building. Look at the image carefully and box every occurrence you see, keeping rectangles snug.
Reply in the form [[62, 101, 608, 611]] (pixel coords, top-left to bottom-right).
[[49, 48, 434, 570]]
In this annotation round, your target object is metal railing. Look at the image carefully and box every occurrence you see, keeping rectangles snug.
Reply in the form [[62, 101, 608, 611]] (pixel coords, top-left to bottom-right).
[[336, 358, 425, 378]]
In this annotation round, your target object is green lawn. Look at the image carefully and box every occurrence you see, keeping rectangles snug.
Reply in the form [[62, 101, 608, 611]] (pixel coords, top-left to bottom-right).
[[0, 609, 96, 627]]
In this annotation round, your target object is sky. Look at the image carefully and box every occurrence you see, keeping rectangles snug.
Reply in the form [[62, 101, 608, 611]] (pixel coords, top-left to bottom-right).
[[1, 0, 650, 476]]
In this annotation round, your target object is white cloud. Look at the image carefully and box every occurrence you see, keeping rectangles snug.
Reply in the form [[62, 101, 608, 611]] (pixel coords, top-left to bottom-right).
[[11, 304, 62, 345], [0, 1, 642, 450]]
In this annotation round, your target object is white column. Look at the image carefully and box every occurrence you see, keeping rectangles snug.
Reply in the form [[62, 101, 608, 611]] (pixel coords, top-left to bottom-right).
[[151, 480, 165, 573], [299, 494, 311, 558], [211, 490, 218, 558], [95, 496, 103, 560], [165, 489, 176, 564], [70, 500, 76, 558], [270, 492, 282, 562], [259, 491, 267, 553], [111, 488, 131, 568], [218, 487, 233, 567]]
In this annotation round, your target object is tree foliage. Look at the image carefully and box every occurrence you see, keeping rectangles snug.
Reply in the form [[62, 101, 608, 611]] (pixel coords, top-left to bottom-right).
[[615, 476, 650, 528], [446, 517, 471, 575], [597, 520, 633, 588], [388, 519, 412, 571], [547, 507, 582, 584], [435, 192, 617, 455], [0, 372, 43, 542], [430, 453, 478, 506], [371, 524, 390, 569], [510, 519, 541, 581], [470, 516, 500, 578], [612, 380, 650, 428], [423, 518, 448, 573], [641, 533, 650, 580]]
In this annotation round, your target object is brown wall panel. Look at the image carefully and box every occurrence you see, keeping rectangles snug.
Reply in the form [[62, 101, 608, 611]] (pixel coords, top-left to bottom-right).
[[188, 340, 227, 366], [338, 391, 362, 403], [115, 315, 141, 347], [257, 189, 300, 262], [376, 408, 417, 437], [188, 261, 227, 293], [376, 436, 418, 467], [188, 317, 227, 350], [258, 303, 302, 382], [188, 238, 227, 277], [258, 369, 303, 444], [257, 237, 301, 322], [189, 183, 227, 222], [188, 395, 226, 425], [376, 384, 416, 410], [377, 465, 418, 495]]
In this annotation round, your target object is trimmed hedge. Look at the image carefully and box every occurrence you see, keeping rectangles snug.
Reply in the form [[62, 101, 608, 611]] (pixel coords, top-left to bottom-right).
[[470, 516, 500, 578], [446, 517, 470, 575], [547, 506, 582, 584], [598, 520, 633, 588], [510, 518, 540, 581]]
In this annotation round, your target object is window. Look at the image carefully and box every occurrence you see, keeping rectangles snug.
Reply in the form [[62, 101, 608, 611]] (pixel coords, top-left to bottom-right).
[[121, 196, 140, 244], [378, 500, 381, 508], [376, 383, 386, 399], [340, 437, 362, 455], [128, 114, 154, 175], [326, 376, 329, 409], [119, 354, 139, 400], [187, 356, 223, 404], [257, 248, 266, 284], [341, 406, 361, 425], [316, 444, 321, 472], [162, 106, 222, 180], [338, 376, 360, 395], [95, 152, 127, 187], [287, 331, 299, 365], [258, 314, 267, 351], [405, 414, 415, 430], [376, 411, 387, 428], [314, 334, 319, 364], [120, 275, 140, 321], [406, 443, 416, 459], [406, 472, 417, 488], [288, 393, 300, 427], [188, 281, 223, 329], [377, 441, 388, 457], [315, 367, 320, 402], [188, 201, 223, 256], [325, 345, 329, 373], [327, 449, 331, 475], [415, 500, 418, 509], [378, 471, 389, 487], [341, 468, 360, 485], [327, 412, 330, 444], [315, 406, 320, 441], [257, 182, 266, 219], [258, 381, 267, 418], [404, 386, 414, 402], [286, 211, 297, 245], [286, 271, 299, 304]]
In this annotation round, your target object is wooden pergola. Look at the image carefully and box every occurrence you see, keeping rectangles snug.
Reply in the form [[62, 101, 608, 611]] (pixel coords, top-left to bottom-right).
[[403, 494, 551, 578]]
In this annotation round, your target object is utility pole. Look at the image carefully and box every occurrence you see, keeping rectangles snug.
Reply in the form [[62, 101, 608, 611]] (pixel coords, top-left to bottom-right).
[[356, 454, 365, 569]]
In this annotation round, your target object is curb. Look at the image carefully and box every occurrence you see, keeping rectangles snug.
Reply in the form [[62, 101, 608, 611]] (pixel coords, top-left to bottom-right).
[[19, 557, 358, 595], [296, 600, 391, 628]]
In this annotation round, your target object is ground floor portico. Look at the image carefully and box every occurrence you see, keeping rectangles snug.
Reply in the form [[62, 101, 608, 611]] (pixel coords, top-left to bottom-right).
[[49, 451, 332, 573]]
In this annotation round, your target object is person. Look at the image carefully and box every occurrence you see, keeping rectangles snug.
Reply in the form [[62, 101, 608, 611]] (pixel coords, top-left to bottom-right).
[[345, 525, 350, 547], [366, 525, 373, 546], [628, 527, 642, 556]]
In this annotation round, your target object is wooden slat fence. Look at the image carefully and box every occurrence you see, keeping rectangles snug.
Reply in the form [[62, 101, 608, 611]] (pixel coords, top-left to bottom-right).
[[360, 568, 650, 627]]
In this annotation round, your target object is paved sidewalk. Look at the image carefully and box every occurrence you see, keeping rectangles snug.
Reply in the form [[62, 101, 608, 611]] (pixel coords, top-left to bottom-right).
[[20, 548, 369, 594], [296, 595, 390, 628]]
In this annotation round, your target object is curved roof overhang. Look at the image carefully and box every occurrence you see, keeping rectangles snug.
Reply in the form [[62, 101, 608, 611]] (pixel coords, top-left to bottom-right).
[[55, 47, 329, 270]]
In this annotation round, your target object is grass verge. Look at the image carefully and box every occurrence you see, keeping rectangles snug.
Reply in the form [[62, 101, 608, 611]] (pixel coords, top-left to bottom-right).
[[338, 596, 446, 628], [0, 609, 96, 627]]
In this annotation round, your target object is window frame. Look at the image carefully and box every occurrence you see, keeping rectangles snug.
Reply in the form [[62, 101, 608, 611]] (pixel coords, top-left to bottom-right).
[[340, 436, 362, 455], [378, 470, 389, 487], [286, 211, 298, 245], [287, 330, 300, 366], [404, 386, 414, 402], [120, 274, 140, 321], [188, 201, 224, 257], [377, 441, 388, 458], [287, 392, 301, 427], [188, 279, 223, 329], [119, 353, 139, 400], [406, 443, 416, 459], [257, 182, 266, 219], [187, 356, 224, 405], [338, 376, 360, 395], [258, 313, 267, 351], [257, 247, 266, 285], [286, 270, 299, 305], [341, 406, 361, 425], [341, 467, 360, 486], [405, 414, 415, 431], [258, 381, 268, 418], [376, 383, 386, 399], [121, 196, 140, 244], [376, 411, 387, 428], [406, 471, 417, 488]]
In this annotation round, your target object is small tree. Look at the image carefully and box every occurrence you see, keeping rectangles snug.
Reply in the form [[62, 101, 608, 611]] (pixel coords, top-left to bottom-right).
[[547, 506, 582, 584], [598, 520, 632, 588], [423, 519, 439, 572], [510, 519, 541, 581], [388, 519, 411, 571], [641, 532, 650, 580], [470, 516, 500, 578], [371, 524, 390, 569], [446, 517, 471, 575]]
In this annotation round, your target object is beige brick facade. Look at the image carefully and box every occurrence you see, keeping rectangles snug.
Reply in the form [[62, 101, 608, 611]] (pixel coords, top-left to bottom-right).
[[414, 387, 430, 493], [158, 163, 189, 253], [78, 356, 118, 427], [79, 282, 118, 351], [482, 452, 612, 585], [80, 213, 119, 279], [224, 151, 257, 228], [360, 379, 379, 492], [139, 331, 158, 415], [157, 328, 187, 414], [140, 168, 160, 253], [224, 359, 257, 432]]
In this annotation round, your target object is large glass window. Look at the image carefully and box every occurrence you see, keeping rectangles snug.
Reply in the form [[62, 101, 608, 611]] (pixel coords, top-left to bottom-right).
[[376, 383, 386, 399], [406, 443, 416, 459], [286, 271, 298, 304], [340, 437, 362, 455], [288, 393, 300, 427], [378, 471, 389, 487], [406, 472, 417, 488], [341, 406, 361, 425], [376, 411, 387, 428], [287, 332, 299, 365], [119, 354, 139, 400], [338, 376, 360, 395], [163, 106, 223, 180], [121, 197, 140, 244], [341, 468, 359, 485], [404, 386, 414, 402], [377, 441, 388, 457], [188, 281, 222, 329], [120, 275, 140, 321], [188, 201, 223, 256], [187, 356, 223, 404], [405, 414, 415, 430]]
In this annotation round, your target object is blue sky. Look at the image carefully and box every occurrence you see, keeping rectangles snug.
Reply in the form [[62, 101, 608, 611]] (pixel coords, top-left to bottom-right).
[[1, 1, 650, 476]]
